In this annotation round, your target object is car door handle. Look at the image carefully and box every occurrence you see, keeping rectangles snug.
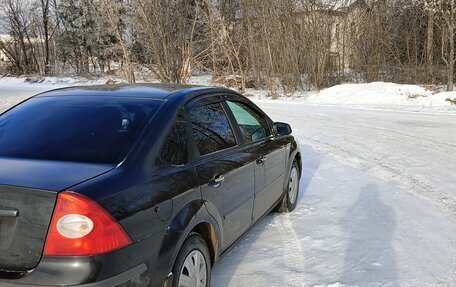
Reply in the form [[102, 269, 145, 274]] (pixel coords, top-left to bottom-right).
[[256, 156, 267, 166], [208, 175, 225, 188], [0, 207, 19, 218]]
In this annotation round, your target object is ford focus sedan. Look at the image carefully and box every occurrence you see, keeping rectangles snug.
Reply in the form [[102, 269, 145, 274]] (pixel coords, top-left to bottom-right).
[[0, 84, 301, 287]]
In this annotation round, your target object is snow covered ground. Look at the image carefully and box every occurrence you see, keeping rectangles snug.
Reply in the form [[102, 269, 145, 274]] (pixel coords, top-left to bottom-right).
[[212, 103, 456, 287], [0, 77, 455, 286]]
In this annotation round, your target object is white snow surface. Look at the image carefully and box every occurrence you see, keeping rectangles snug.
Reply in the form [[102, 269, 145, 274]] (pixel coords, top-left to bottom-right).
[[309, 82, 446, 107], [1, 77, 455, 286], [246, 82, 456, 112]]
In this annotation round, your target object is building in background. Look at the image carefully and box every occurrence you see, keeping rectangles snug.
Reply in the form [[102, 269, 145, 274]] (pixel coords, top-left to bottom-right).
[[330, 0, 371, 73], [0, 34, 11, 64]]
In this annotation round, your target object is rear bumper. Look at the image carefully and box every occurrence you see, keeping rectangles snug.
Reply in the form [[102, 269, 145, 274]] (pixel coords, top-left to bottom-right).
[[74, 264, 147, 287], [0, 263, 147, 287], [0, 232, 169, 287]]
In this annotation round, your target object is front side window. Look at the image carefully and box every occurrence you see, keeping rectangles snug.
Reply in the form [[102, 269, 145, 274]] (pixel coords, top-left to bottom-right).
[[0, 96, 161, 164], [189, 101, 236, 156], [161, 110, 188, 165], [226, 100, 271, 143]]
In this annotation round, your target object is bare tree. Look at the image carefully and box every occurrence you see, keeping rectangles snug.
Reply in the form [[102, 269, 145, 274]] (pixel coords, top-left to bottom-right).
[[40, 0, 51, 74], [99, 0, 135, 83], [438, 0, 456, 91], [426, 2, 436, 81], [0, 0, 37, 74], [0, 0, 455, 93], [132, 0, 206, 83]]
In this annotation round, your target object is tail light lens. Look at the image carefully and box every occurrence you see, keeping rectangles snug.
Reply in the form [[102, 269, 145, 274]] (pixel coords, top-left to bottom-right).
[[57, 214, 94, 238], [44, 191, 132, 256]]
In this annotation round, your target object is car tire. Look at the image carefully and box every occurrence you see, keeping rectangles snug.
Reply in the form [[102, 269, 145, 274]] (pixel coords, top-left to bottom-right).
[[274, 159, 300, 213], [172, 233, 211, 287]]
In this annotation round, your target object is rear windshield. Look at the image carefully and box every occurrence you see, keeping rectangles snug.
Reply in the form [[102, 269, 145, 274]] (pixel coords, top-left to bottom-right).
[[0, 96, 161, 164]]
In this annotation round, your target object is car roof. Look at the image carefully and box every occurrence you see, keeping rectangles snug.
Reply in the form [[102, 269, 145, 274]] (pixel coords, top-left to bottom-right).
[[34, 83, 234, 100]]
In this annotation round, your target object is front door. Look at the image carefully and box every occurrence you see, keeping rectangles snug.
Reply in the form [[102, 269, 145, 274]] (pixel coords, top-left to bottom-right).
[[224, 98, 287, 221], [251, 138, 287, 220]]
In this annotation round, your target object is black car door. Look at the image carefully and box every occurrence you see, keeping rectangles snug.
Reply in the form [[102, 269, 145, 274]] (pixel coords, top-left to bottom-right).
[[223, 95, 288, 221], [187, 95, 255, 249]]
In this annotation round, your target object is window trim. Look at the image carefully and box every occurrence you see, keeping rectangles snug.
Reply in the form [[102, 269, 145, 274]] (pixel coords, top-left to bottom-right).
[[159, 107, 191, 167], [220, 100, 246, 145]]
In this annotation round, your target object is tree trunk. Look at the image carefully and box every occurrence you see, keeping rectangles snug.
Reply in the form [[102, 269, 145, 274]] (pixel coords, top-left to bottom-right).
[[41, 0, 50, 75], [448, 18, 454, 91], [426, 9, 434, 82]]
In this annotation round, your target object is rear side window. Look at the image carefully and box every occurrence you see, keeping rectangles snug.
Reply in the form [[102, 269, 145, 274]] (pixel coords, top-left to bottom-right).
[[226, 100, 271, 143], [0, 96, 161, 164], [161, 110, 188, 165], [189, 102, 236, 156]]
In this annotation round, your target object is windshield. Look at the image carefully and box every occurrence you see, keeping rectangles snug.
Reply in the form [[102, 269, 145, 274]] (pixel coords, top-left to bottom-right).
[[0, 96, 161, 164]]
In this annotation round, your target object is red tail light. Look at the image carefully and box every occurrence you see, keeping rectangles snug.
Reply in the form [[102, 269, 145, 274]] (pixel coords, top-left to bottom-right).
[[44, 191, 132, 256]]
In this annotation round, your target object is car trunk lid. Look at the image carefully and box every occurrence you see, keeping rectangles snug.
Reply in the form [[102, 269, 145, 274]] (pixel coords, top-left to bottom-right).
[[0, 185, 56, 272], [0, 158, 115, 191], [0, 158, 115, 272]]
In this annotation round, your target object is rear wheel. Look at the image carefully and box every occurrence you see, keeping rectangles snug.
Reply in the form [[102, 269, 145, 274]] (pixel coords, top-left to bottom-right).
[[172, 233, 211, 287], [275, 159, 300, 213]]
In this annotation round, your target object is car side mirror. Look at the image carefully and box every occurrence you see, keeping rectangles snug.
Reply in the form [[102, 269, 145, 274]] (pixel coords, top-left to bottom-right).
[[274, 122, 292, 136]]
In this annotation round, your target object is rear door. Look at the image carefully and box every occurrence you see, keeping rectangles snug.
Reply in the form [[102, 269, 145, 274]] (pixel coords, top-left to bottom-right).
[[224, 96, 287, 221], [188, 95, 255, 249]]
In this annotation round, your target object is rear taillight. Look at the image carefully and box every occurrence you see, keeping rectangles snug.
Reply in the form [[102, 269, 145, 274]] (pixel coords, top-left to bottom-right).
[[44, 191, 132, 256]]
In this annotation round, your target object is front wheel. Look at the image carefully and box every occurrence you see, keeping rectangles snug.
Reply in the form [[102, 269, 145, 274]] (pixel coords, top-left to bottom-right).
[[172, 233, 211, 287], [275, 159, 300, 213]]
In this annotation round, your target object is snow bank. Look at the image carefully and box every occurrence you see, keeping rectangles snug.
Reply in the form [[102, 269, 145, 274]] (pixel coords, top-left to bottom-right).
[[311, 82, 429, 104], [244, 81, 456, 110], [308, 82, 454, 108]]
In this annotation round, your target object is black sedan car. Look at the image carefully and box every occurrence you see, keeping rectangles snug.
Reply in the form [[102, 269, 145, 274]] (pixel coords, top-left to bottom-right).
[[0, 84, 301, 287]]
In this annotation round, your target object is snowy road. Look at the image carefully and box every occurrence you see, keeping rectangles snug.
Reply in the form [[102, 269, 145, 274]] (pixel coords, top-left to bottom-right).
[[1, 85, 455, 287]]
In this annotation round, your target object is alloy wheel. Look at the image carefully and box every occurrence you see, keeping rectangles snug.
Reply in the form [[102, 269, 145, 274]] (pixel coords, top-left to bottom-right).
[[288, 166, 299, 205], [178, 250, 207, 287]]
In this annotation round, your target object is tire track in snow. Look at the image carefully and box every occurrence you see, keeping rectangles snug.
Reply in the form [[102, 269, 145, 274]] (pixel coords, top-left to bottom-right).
[[302, 136, 456, 218], [276, 213, 308, 286], [293, 113, 456, 158]]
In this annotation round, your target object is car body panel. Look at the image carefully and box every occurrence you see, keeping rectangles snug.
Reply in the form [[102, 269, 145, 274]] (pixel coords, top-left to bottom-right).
[[195, 150, 255, 249], [0, 158, 115, 191], [151, 199, 221, 287]]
